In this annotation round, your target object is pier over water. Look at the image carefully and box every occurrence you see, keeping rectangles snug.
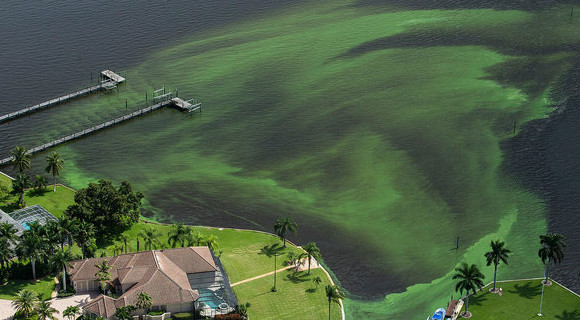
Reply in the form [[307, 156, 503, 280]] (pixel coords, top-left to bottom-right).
[[0, 70, 125, 124]]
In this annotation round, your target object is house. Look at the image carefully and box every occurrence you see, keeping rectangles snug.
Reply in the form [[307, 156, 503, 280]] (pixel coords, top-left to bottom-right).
[[67, 246, 237, 318]]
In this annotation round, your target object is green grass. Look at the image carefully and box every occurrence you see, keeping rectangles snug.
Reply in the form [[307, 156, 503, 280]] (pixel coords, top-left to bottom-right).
[[464, 279, 580, 319], [233, 268, 342, 320], [0, 276, 55, 301]]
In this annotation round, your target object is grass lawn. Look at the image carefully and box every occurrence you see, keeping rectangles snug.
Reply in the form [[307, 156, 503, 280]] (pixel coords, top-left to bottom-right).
[[233, 268, 342, 320], [464, 279, 580, 320], [0, 276, 55, 301]]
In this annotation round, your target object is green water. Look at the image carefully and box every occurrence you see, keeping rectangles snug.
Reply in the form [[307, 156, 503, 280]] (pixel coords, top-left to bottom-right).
[[35, 1, 578, 318]]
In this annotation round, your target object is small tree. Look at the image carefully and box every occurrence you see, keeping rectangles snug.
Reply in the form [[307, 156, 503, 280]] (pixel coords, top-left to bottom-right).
[[115, 305, 136, 320], [35, 300, 59, 320], [33, 175, 48, 192], [135, 291, 152, 314], [538, 233, 566, 283], [12, 289, 39, 318], [94, 260, 112, 294], [12, 173, 31, 208], [237, 302, 251, 320], [313, 276, 323, 290], [63, 306, 80, 320], [51, 249, 74, 291], [168, 223, 189, 248], [139, 227, 161, 250]]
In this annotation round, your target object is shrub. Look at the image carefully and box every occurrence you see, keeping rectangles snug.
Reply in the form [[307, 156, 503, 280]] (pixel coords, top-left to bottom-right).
[[57, 291, 75, 298], [13, 310, 38, 320], [173, 313, 194, 320], [148, 311, 165, 316], [215, 314, 242, 320]]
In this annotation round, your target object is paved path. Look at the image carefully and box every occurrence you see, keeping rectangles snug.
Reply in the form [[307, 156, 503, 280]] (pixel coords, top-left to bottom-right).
[[230, 257, 320, 287], [0, 292, 97, 320]]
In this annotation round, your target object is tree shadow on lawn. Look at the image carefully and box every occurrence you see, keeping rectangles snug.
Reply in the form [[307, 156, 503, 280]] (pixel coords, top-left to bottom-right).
[[468, 293, 488, 307], [508, 282, 541, 299], [555, 310, 580, 320], [284, 270, 310, 284]]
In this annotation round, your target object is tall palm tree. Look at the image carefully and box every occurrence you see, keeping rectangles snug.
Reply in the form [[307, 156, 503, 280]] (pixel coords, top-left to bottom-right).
[[538, 233, 566, 282], [260, 244, 283, 292], [50, 249, 74, 291], [74, 221, 95, 259], [63, 306, 80, 320], [16, 230, 46, 280], [452, 262, 485, 316], [12, 288, 39, 318], [273, 217, 298, 247], [119, 234, 130, 253], [35, 300, 59, 320], [325, 284, 345, 320], [301, 242, 321, 274], [0, 238, 14, 269], [135, 291, 153, 314], [0, 221, 19, 245], [45, 152, 64, 192], [168, 223, 189, 248], [11, 146, 31, 173], [139, 227, 161, 250], [95, 259, 112, 293], [484, 240, 511, 292], [12, 173, 31, 208], [58, 217, 77, 252]]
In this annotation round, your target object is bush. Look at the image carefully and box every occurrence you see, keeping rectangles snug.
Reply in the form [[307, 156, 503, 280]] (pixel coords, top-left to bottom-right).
[[13, 310, 38, 320], [148, 311, 165, 316], [215, 314, 242, 320], [57, 291, 75, 298], [173, 313, 194, 320]]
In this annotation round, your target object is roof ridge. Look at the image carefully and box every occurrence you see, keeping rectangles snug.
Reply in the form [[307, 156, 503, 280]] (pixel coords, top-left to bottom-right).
[[188, 247, 217, 271], [154, 252, 191, 292]]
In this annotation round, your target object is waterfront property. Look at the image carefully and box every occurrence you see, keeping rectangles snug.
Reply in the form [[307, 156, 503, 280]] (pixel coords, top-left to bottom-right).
[[68, 246, 237, 318]]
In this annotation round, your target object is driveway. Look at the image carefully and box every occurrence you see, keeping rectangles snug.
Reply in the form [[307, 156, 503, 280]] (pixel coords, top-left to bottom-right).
[[0, 292, 98, 320]]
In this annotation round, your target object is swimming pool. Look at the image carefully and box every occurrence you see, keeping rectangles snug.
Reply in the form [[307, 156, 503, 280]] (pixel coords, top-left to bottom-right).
[[198, 288, 223, 310], [21, 222, 30, 230]]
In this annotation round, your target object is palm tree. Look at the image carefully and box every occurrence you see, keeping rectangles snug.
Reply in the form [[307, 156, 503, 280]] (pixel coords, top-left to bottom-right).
[[484, 240, 511, 292], [112, 242, 124, 256], [35, 300, 59, 320], [452, 262, 485, 316], [94, 259, 112, 293], [74, 221, 95, 259], [12, 173, 31, 208], [16, 230, 46, 280], [139, 227, 161, 250], [63, 306, 80, 320], [273, 217, 298, 247], [0, 238, 14, 269], [0, 221, 19, 246], [186, 231, 205, 247], [45, 152, 64, 192], [33, 175, 48, 192], [260, 244, 283, 292], [313, 276, 323, 290], [51, 249, 74, 291], [11, 146, 31, 173], [58, 217, 77, 252], [115, 306, 136, 320], [119, 234, 130, 253], [325, 284, 345, 320], [538, 233, 566, 283], [12, 289, 39, 318], [168, 223, 189, 248], [205, 234, 219, 253], [135, 291, 153, 314], [301, 242, 321, 274]]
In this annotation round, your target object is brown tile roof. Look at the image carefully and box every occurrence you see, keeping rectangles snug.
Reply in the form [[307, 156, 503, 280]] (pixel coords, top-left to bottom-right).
[[69, 247, 216, 317]]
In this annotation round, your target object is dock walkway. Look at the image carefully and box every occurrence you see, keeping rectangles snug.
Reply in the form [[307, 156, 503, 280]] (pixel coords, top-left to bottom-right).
[[0, 100, 171, 166], [0, 70, 125, 124]]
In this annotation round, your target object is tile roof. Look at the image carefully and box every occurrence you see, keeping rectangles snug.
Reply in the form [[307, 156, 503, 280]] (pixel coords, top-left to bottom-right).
[[69, 247, 217, 317]]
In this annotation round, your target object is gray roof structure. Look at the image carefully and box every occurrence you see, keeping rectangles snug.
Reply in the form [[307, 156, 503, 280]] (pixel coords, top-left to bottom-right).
[[0, 205, 58, 235]]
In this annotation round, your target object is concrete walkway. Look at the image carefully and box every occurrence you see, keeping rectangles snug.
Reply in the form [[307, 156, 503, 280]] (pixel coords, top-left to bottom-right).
[[0, 292, 97, 320], [230, 257, 320, 287]]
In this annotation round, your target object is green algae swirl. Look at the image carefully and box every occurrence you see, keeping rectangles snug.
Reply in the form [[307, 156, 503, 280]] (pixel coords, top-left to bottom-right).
[[41, 1, 578, 318]]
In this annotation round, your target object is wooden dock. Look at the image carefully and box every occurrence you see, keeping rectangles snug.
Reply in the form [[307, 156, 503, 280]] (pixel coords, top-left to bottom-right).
[[0, 97, 200, 167], [0, 70, 125, 124]]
